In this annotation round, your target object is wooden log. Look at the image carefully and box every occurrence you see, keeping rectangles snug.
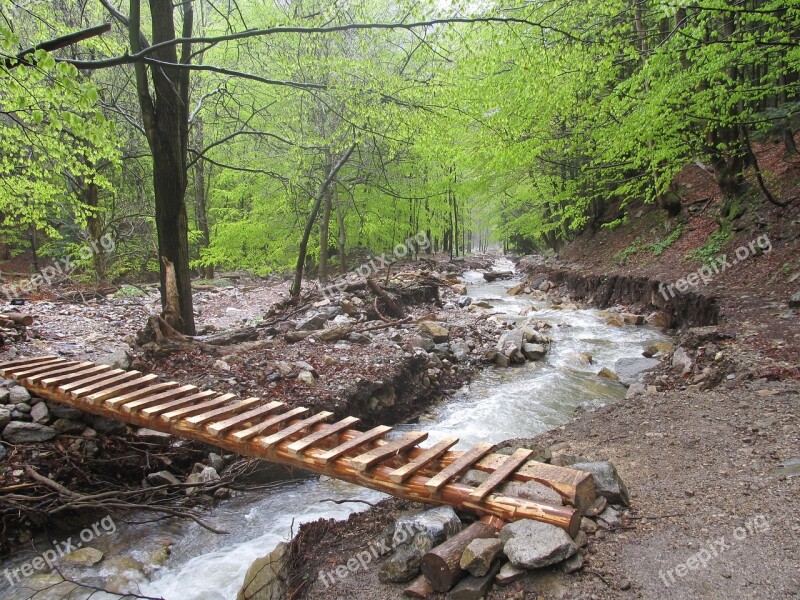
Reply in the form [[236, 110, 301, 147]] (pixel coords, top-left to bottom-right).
[[350, 431, 428, 472], [421, 516, 503, 592], [286, 416, 360, 456], [200, 326, 259, 346], [366, 277, 406, 318], [0, 313, 34, 326], [469, 448, 533, 501], [389, 438, 459, 483], [403, 574, 433, 598], [481, 271, 513, 282], [425, 443, 494, 493]]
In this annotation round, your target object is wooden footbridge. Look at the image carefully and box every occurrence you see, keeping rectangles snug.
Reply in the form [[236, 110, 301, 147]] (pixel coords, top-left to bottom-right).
[[0, 355, 596, 536]]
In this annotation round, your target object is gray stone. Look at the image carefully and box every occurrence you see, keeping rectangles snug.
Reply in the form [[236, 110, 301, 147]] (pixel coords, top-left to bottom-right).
[[378, 534, 431, 583], [410, 335, 435, 352], [10, 410, 31, 421], [208, 452, 225, 473], [136, 428, 172, 446], [495, 561, 526, 585], [0, 445, 6, 460], [97, 348, 131, 370], [92, 414, 126, 433], [184, 473, 202, 495], [460, 537, 504, 576], [580, 517, 598, 533], [500, 519, 577, 569], [48, 403, 84, 420], [347, 332, 371, 344], [571, 461, 630, 506], [672, 347, 693, 374], [0, 389, 8, 404], [2, 421, 56, 443], [450, 341, 470, 362], [596, 505, 624, 529], [199, 466, 220, 483], [459, 469, 489, 487], [390, 506, 462, 549], [9, 386, 30, 403], [614, 357, 659, 386], [790, 292, 800, 308], [297, 370, 317, 386], [625, 383, 647, 399], [0, 407, 10, 428], [561, 553, 584, 574], [237, 542, 289, 600], [29, 396, 43, 405], [14, 402, 31, 413], [297, 313, 327, 331], [500, 480, 563, 505], [147, 471, 180, 486], [29, 402, 49, 424], [457, 296, 473, 308], [53, 418, 87, 434], [449, 559, 502, 600], [521, 343, 547, 360]]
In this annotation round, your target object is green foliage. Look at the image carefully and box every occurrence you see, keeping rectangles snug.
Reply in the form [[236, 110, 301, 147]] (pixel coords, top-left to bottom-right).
[[614, 236, 643, 264], [687, 226, 733, 264], [646, 224, 684, 257]]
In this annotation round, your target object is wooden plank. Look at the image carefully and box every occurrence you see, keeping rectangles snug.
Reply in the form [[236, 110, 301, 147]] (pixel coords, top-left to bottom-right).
[[388, 437, 459, 484], [318, 425, 392, 465], [258, 411, 333, 449], [231, 407, 310, 442], [120, 385, 198, 413], [81, 373, 158, 403], [58, 369, 124, 394], [160, 393, 236, 422], [0, 355, 58, 372], [141, 390, 218, 417], [183, 397, 260, 426], [350, 431, 428, 472], [425, 443, 494, 493], [25, 362, 95, 383], [474, 455, 596, 511], [469, 448, 533, 501], [7, 358, 71, 379], [286, 416, 360, 456], [206, 401, 284, 436], [69, 371, 146, 399], [40, 364, 112, 387], [15, 360, 81, 381], [100, 382, 183, 409]]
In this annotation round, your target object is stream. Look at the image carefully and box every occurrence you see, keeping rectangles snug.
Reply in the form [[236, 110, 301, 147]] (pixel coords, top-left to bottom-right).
[[2, 259, 668, 600]]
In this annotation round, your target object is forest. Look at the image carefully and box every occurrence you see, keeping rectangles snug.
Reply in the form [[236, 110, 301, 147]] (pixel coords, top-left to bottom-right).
[[1, 0, 797, 333]]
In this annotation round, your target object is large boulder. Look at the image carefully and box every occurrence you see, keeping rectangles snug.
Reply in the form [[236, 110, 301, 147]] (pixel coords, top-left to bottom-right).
[[237, 542, 289, 600], [388, 506, 462, 549], [418, 322, 450, 343], [614, 357, 659, 386], [571, 461, 630, 506], [2, 421, 56, 443], [378, 534, 432, 583], [9, 386, 31, 404], [460, 537, 504, 577], [0, 407, 10, 429], [521, 343, 547, 361], [500, 520, 577, 569]]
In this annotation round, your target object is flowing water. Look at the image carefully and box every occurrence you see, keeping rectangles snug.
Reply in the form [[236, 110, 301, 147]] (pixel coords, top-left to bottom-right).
[[2, 259, 667, 600]]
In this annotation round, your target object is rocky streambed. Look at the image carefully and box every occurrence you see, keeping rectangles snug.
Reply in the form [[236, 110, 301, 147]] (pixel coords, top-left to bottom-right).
[[1, 256, 676, 599]]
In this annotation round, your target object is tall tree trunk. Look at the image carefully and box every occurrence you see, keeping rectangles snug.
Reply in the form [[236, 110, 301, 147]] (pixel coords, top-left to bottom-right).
[[84, 181, 106, 281], [129, 0, 196, 334], [291, 145, 355, 297], [335, 185, 347, 273], [29, 227, 39, 272], [318, 171, 332, 284], [194, 119, 213, 279]]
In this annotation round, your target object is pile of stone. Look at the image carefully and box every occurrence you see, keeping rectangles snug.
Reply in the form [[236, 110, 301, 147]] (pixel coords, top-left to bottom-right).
[[375, 457, 630, 598], [487, 322, 552, 367], [0, 379, 112, 458]]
